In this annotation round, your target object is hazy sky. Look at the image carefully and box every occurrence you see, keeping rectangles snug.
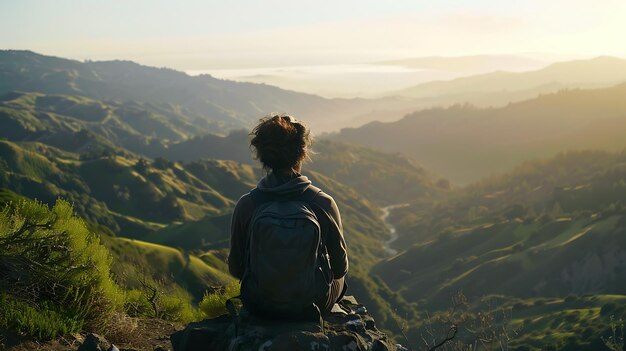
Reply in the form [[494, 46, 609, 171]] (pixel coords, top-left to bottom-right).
[[2, 0, 626, 69]]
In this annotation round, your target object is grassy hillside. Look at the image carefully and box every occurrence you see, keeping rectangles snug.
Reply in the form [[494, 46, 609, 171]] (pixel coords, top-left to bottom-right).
[[104, 236, 233, 301], [0, 140, 245, 234], [336, 83, 626, 183], [375, 150, 626, 350], [0, 91, 199, 156]]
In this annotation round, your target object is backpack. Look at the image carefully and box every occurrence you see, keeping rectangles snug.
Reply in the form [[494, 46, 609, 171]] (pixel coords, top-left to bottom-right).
[[240, 186, 333, 319]]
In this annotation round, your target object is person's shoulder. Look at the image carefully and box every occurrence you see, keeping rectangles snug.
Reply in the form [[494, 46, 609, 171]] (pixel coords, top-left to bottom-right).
[[234, 191, 255, 212], [238, 191, 253, 202], [309, 186, 337, 209]]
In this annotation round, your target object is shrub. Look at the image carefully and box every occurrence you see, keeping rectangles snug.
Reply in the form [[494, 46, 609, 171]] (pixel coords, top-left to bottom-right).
[[124, 286, 200, 324], [158, 293, 200, 323], [0, 199, 122, 339], [199, 281, 240, 319], [124, 289, 154, 317]]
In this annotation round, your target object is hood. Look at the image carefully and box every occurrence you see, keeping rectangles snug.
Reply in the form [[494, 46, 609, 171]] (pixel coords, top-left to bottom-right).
[[257, 172, 311, 197]]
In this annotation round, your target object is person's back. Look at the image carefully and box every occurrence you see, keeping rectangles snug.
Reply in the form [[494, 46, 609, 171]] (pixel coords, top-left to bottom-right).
[[228, 115, 348, 320]]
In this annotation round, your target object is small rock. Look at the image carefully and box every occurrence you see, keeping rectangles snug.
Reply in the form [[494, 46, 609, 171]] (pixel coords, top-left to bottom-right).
[[77, 333, 111, 351], [330, 303, 349, 315], [341, 296, 359, 305]]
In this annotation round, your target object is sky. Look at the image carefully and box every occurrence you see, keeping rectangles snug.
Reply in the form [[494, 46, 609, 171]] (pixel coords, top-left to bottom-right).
[[2, 0, 626, 70]]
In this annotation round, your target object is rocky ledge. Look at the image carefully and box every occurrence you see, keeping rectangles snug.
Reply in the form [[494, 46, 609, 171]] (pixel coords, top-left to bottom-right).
[[171, 296, 404, 351]]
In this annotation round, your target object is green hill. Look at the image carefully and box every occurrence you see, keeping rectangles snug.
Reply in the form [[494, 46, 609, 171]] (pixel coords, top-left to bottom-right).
[[104, 236, 233, 301], [336, 83, 626, 184], [0, 140, 245, 234], [375, 150, 626, 349]]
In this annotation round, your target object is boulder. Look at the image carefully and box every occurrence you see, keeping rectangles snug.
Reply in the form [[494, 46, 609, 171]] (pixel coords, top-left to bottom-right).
[[171, 296, 399, 351]]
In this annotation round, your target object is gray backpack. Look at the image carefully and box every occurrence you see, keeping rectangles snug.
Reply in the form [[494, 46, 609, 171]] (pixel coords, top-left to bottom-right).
[[240, 187, 332, 318]]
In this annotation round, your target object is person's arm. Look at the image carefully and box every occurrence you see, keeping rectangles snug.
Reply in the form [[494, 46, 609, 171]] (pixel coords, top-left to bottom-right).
[[228, 195, 249, 280], [322, 196, 349, 279]]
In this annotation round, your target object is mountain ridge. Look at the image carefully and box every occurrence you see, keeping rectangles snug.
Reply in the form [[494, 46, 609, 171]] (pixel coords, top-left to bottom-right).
[[335, 82, 626, 184]]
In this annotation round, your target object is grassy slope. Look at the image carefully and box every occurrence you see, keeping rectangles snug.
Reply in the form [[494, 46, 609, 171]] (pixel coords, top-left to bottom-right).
[[0, 140, 241, 229], [376, 150, 626, 349], [104, 236, 233, 301]]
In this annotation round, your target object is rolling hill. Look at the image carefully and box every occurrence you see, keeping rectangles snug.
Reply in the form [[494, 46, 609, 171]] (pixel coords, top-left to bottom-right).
[[375, 150, 626, 349], [394, 56, 626, 99], [0, 50, 406, 132], [335, 83, 626, 184], [5, 51, 626, 133]]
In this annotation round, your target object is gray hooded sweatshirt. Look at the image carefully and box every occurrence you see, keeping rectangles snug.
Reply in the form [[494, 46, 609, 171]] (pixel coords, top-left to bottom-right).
[[228, 172, 349, 281]]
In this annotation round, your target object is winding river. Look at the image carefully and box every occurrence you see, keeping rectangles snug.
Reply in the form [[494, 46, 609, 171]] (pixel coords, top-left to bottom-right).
[[381, 204, 409, 256]]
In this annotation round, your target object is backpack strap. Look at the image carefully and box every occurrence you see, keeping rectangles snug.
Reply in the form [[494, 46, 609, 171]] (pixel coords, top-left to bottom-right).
[[249, 187, 327, 235]]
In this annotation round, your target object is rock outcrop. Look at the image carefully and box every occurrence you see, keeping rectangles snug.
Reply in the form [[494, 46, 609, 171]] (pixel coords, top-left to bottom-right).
[[171, 296, 402, 351]]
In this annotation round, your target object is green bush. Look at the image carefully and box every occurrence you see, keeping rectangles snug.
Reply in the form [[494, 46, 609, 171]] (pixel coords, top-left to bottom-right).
[[158, 293, 201, 323], [124, 289, 154, 317], [0, 199, 122, 339], [199, 281, 240, 319], [124, 287, 200, 323]]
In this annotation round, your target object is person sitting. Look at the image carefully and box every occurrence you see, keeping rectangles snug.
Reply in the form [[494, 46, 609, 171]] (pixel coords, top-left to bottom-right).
[[228, 115, 348, 321]]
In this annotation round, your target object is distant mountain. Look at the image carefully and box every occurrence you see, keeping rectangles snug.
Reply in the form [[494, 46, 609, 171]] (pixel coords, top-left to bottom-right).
[[335, 83, 626, 184], [0, 50, 402, 132], [393, 56, 626, 99], [6, 51, 626, 133]]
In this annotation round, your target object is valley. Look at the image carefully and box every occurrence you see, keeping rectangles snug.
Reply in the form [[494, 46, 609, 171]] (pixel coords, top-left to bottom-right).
[[1, 50, 626, 351]]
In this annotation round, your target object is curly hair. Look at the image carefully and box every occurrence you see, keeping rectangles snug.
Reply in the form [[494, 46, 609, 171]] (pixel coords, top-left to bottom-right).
[[250, 115, 311, 173]]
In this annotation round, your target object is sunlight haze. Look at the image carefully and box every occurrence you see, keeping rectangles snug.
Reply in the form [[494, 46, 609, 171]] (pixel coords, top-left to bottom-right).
[[3, 0, 625, 66], [3, 0, 626, 96]]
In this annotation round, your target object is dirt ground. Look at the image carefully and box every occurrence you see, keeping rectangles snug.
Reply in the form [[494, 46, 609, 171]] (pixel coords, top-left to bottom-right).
[[2, 318, 183, 351]]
